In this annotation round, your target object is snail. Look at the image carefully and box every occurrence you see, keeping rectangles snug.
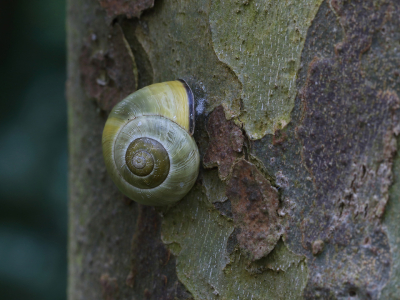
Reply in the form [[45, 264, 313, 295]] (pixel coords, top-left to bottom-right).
[[102, 80, 200, 206]]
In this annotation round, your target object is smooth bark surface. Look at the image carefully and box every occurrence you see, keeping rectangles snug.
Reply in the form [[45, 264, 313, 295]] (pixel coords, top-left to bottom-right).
[[68, 0, 400, 299]]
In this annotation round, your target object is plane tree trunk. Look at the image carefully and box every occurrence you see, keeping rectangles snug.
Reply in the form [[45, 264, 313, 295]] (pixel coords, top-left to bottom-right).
[[67, 0, 400, 299]]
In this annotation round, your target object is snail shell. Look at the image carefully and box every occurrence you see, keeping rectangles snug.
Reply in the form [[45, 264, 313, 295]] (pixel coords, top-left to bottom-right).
[[102, 80, 200, 206]]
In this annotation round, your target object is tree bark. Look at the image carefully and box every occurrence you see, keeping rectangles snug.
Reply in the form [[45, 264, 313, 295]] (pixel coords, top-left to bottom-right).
[[68, 0, 400, 299]]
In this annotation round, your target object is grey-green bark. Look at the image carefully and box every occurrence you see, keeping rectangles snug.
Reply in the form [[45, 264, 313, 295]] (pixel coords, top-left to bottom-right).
[[68, 0, 400, 299]]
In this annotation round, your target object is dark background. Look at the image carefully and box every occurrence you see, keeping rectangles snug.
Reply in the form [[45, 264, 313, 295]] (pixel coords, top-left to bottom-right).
[[0, 0, 67, 299]]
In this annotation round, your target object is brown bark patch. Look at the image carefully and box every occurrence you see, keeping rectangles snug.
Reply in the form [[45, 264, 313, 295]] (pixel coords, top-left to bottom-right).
[[80, 24, 137, 112], [296, 0, 399, 297], [226, 159, 283, 260], [100, 273, 119, 300], [297, 2, 399, 248], [203, 106, 244, 180], [99, 0, 154, 19]]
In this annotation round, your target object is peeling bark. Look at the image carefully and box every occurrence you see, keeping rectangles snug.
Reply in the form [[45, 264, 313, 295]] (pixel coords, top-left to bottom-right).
[[203, 105, 244, 180], [226, 159, 284, 261]]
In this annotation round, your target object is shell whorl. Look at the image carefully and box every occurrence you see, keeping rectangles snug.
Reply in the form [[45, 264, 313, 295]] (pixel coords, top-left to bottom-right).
[[102, 80, 200, 206]]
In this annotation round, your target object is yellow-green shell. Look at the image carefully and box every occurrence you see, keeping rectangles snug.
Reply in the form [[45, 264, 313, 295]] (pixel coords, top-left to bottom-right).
[[102, 80, 200, 206]]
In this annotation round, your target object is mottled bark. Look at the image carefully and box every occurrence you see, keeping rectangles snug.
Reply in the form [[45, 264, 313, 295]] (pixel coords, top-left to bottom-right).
[[68, 0, 400, 299]]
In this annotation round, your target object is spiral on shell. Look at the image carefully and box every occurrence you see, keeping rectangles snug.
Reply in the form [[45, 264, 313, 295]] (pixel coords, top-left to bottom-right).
[[102, 80, 200, 206]]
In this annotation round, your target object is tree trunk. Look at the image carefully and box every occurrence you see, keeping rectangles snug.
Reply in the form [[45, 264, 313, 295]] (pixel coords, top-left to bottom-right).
[[67, 0, 400, 299]]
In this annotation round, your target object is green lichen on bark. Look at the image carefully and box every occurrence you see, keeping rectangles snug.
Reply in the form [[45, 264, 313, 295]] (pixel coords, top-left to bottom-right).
[[161, 186, 308, 300], [209, 0, 323, 139], [126, 0, 242, 120]]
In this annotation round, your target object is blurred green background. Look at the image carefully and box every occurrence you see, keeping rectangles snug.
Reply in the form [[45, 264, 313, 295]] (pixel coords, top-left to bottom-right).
[[0, 0, 67, 299]]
